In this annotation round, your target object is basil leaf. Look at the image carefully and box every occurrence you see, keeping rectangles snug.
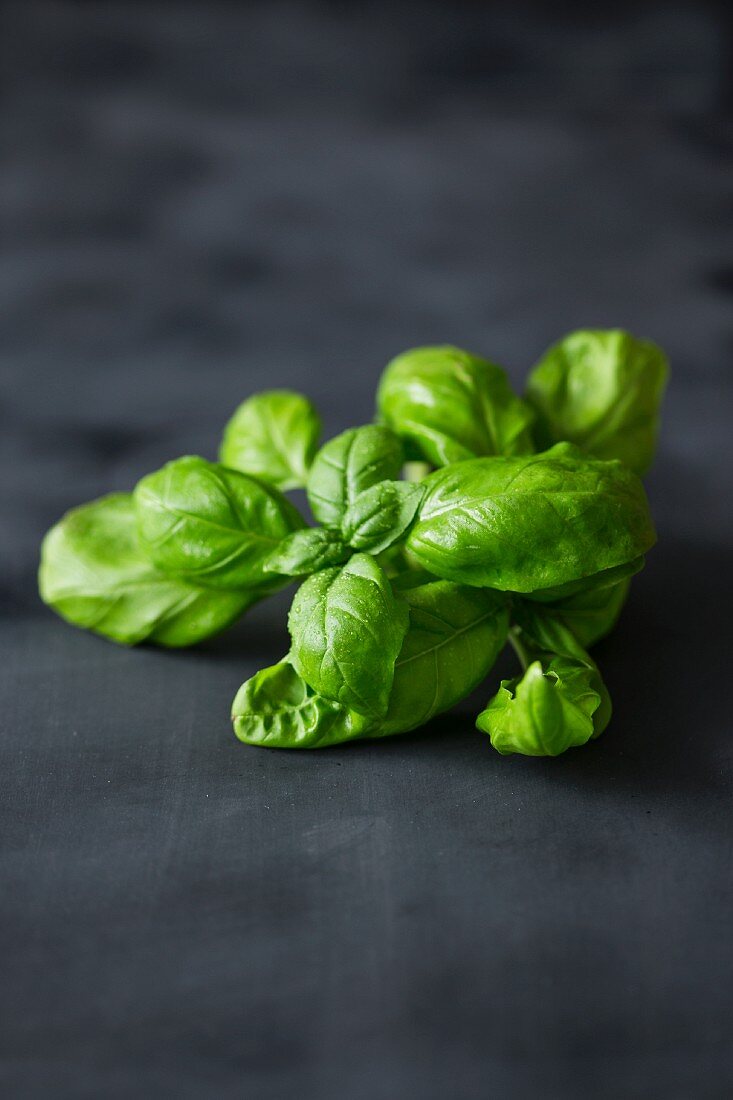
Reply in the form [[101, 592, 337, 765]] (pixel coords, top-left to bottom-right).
[[264, 528, 350, 577], [232, 582, 508, 748], [232, 659, 375, 749], [134, 456, 305, 590], [341, 481, 423, 555], [288, 553, 409, 718], [391, 568, 439, 591], [522, 556, 642, 604], [377, 345, 535, 465], [381, 581, 509, 735], [407, 442, 656, 592], [513, 600, 602, 662], [510, 604, 612, 734], [477, 601, 612, 756], [529, 577, 631, 648], [219, 390, 321, 490], [39, 494, 255, 647], [306, 425, 403, 529], [476, 655, 602, 757], [526, 329, 669, 475]]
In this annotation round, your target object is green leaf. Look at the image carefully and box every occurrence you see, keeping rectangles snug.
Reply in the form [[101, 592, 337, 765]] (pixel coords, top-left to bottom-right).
[[522, 557, 642, 604], [391, 567, 439, 591], [476, 655, 602, 757], [509, 603, 612, 735], [39, 494, 255, 647], [526, 329, 669, 475], [381, 581, 510, 735], [341, 480, 423, 555], [288, 553, 409, 718], [406, 442, 656, 592], [219, 390, 321, 490], [377, 345, 535, 466], [528, 576, 631, 648], [232, 582, 509, 748], [264, 528, 350, 576], [232, 659, 376, 749], [306, 425, 403, 528], [134, 456, 305, 590]]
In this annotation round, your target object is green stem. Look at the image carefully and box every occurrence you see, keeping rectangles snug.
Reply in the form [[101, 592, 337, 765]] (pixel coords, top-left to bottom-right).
[[508, 627, 531, 672]]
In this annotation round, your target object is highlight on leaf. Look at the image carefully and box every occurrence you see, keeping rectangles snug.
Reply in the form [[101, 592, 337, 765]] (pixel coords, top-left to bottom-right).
[[219, 390, 322, 490]]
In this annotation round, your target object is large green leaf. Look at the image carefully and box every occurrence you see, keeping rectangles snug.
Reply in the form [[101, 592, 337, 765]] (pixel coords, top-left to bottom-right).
[[381, 580, 509, 735], [377, 345, 535, 466], [134, 456, 304, 590], [219, 390, 321, 490], [407, 443, 656, 592], [526, 329, 669, 475], [288, 553, 409, 718], [39, 494, 254, 647], [306, 425, 403, 528], [232, 581, 509, 748]]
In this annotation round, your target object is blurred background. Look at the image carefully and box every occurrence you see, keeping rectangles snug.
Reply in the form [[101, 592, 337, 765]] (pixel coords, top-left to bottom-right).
[[1, 3, 732, 1098], [2, 1, 731, 558]]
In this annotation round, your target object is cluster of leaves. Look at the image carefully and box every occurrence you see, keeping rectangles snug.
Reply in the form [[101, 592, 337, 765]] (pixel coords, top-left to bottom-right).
[[39, 329, 668, 756]]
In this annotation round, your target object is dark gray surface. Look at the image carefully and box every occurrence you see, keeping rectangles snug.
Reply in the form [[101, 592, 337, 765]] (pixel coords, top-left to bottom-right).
[[1, 3, 732, 1097]]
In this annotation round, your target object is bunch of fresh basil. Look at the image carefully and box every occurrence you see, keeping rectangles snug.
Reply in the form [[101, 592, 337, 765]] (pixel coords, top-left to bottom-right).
[[39, 329, 668, 757]]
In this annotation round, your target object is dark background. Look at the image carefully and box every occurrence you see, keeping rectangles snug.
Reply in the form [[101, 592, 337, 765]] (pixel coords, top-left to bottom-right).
[[1, 3, 732, 1097]]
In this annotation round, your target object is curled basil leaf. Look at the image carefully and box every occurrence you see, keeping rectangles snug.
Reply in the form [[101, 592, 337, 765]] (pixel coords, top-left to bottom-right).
[[134, 456, 305, 590], [407, 442, 656, 592], [219, 390, 321, 490], [39, 494, 255, 647], [264, 528, 350, 577], [341, 480, 423, 556], [476, 654, 603, 757], [306, 425, 402, 528], [477, 604, 611, 756], [377, 345, 535, 465], [526, 329, 669, 475], [288, 553, 409, 718], [232, 659, 375, 749], [510, 603, 611, 733]]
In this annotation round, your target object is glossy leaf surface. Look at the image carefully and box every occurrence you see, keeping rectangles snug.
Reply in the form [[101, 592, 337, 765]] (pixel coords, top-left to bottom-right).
[[264, 528, 350, 576], [526, 329, 669, 475], [219, 390, 321, 490], [407, 443, 656, 591], [341, 480, 423, 555], [531, 577, 631, 648], [306, 425, 402, 528], [39, 494, 254, 647], [476, 655, 602, 756], [288, 553, 409, 717], [135, 456, 304, 590], [381, 580, 510, 735], [522, 556, 642, 604], [377, 345, 535, 465], [510, 603, 612, 734], [232, 659, 375, 749], [232, 581, 509, 748]]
